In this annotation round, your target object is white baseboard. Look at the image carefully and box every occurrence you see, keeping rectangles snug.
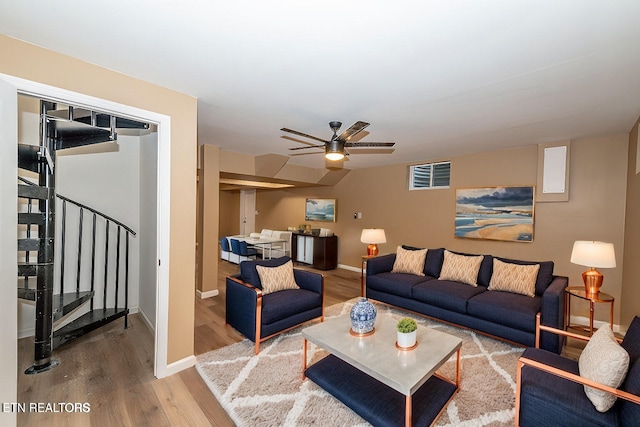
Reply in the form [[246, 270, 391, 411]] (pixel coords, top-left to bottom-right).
[[196, 289, 219, 299], [156, 354, 196, 378], [137, 307, 155, 333], [338, 264, 360, 273], [18, 326, 34, 340], [569, 315, 620, 333]]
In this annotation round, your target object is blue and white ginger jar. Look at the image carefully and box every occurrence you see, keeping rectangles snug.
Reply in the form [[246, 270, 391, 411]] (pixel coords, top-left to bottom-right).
[[350, 298, 377, 334]]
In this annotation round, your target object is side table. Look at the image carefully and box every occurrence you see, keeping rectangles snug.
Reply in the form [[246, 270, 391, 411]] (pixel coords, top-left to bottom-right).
[[565, 286, 614, 336]]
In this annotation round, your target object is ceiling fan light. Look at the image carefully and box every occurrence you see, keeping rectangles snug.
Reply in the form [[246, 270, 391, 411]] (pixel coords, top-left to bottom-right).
[[325, 139, 345, 161], [325, 151, 344, 161]]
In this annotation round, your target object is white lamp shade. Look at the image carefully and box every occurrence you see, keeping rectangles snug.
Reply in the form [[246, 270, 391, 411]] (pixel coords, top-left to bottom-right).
[[570, 241, 616, 268], [361, 229, 386, 244]]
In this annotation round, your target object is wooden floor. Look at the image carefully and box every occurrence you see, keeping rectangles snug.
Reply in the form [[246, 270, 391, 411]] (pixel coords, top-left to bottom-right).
[[16, 259, 362, 427]]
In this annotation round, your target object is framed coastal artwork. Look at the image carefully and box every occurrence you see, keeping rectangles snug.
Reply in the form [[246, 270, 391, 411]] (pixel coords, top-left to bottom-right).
[[455, 186, 534, 242], [305, 198, 336, 222]]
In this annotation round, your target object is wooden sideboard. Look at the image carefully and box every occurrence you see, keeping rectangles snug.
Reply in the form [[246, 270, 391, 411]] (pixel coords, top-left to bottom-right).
[[291, 233, 338, 270]]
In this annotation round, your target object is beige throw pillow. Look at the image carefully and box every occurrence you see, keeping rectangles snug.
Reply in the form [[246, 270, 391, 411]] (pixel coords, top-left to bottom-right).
[[579, 325, 630, 412], [438, 250, 482, 286], [488, 259, 539, 297], [391, 246, 427, 276], [256, 260, 300, 295]]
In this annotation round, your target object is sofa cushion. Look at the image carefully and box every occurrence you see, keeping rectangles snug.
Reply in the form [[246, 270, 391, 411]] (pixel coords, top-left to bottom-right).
[[488, 258, 539, 297], [467, 290, 541, 332], [438, 250, 483, 286], [494, 257, 554, 296], [240, 256, 290, 289], [412, 280, 486, 313], [621, 316, 640, 364], [391, 246, 427, 276], [401, 246, 445, 277], [425, 248, 445, 277], [449, 250, 493, 287], [367, 272, 432, 299], [619, 357, 640, 424], [261, 288, 321, 325], [619, 317, 640, 422], [256, 260, 300, 295], [579, 325, 630, 412]]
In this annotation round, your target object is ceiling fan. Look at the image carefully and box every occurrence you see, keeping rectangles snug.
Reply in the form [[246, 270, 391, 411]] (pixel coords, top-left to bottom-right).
[[281, 121, 395, 161]]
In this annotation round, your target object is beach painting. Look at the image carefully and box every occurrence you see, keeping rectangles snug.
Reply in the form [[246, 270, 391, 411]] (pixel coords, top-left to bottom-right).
[[455, 186, 534, 242], [305, 198, 336, 222]]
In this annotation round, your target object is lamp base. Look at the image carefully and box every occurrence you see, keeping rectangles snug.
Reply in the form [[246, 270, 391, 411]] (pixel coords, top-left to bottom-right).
[[582, 267, 604, 296], [367, 244, 379, 256]]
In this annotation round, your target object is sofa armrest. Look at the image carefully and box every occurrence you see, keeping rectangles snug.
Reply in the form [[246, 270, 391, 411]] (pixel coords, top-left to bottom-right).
[[539, 275, 568, 353], [225, 275, 262, 341], [294, 269, 324, 295], [366, 253, 396, 277]]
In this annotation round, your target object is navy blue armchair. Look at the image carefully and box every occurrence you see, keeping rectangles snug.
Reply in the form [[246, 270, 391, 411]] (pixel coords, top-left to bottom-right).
[[226, 256, 324, 354], [516, 314, 640, 426]]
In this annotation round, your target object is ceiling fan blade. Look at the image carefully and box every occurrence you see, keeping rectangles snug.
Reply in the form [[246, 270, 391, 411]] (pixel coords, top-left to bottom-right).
[[337, 121, 369, 142], [344, 141, 395, 147], [281, 135, 324, 146], [280, 127, 328, 143], [289, 151, 324, 156], [288, 144, 324, 151], [345, 148, 395, 155]]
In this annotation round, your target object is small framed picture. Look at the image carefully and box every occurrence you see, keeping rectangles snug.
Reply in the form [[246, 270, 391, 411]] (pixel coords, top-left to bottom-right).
[[305, 198, 336, 222]]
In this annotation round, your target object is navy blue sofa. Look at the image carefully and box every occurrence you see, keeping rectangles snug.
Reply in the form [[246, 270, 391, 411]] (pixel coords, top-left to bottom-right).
[[226, 256, 324, 354], [516, 316, 640, 426], [365, 248, 567, 353]]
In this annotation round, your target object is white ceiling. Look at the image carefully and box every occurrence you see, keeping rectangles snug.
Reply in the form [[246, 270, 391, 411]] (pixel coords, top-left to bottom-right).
[[2, 1, 640, 170]]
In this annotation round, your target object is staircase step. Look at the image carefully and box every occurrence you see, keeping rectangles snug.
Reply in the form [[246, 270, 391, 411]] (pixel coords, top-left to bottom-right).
[[17, 262, 42, 277], [73, 114, 149, 130], [18, 184, 51, 200], [18, 212, 46, 225], [48, 116, 115, 150], [53, 308, 128, 348], [18, 287, 36, 301], [53, 291, 95, 321], [18, 238, 41, 252], [17, 144, 41, 173]]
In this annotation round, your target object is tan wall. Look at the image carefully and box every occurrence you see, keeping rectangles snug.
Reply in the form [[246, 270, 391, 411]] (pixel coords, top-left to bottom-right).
[[219, 191, 241, 236], [0, 35, 197, 364], [257, 136, 633, 325], [622, 119, 640, 329], [197, 145, 219, 294]]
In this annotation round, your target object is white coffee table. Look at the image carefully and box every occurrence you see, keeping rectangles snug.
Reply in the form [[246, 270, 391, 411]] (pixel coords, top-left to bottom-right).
[[302, 314, 462, 427]]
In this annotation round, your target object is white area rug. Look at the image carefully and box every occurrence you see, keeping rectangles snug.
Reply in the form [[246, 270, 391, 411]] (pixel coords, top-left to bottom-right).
[[196, 299, 524, 426]]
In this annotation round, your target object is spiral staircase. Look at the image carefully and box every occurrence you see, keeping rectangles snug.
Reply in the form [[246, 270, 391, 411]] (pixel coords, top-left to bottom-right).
[[18, 100, 146, 374]]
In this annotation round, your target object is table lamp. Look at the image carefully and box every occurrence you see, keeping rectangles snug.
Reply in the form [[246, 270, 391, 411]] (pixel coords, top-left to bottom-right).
[[570, 240, 616, 296], [361, 229, 386, 256]]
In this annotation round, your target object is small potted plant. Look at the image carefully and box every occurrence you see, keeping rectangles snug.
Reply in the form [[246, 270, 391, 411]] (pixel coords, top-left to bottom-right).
[[396, 317, 418, 349]]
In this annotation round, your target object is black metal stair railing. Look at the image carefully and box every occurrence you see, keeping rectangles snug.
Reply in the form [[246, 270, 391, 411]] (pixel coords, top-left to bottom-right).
[[18, 177, 136, 371], [55, 193, 135, 326]]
